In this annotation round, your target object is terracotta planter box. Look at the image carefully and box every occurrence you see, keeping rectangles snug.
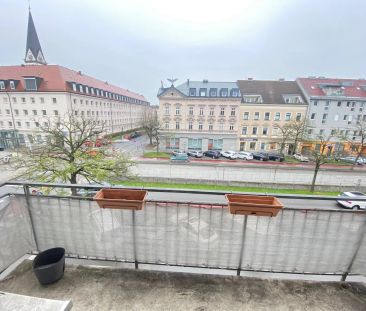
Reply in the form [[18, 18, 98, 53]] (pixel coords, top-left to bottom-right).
[[94, 189, 147, 210], [225, 194, 283, 217]]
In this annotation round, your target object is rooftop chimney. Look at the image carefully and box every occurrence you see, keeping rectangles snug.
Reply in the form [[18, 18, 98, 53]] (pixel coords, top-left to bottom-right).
[[203, 79, 208, 83], [187, 79, 190, 85]]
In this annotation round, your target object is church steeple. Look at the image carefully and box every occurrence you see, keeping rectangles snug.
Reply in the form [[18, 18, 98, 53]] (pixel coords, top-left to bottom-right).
[[25, 10, 46, 65]]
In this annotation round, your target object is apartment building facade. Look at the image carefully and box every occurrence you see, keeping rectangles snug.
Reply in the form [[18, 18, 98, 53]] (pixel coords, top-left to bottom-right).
[[157, 80, 241, 151], [0, 11, 150, 148], [297, 77, 366, 155], [237, 80, 308, 153]]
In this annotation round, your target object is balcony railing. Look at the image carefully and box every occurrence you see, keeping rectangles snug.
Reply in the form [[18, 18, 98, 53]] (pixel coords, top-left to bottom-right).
[[0, 181, 365, 282]]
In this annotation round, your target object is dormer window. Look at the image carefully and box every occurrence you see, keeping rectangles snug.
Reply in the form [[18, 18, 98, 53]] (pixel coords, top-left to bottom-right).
[[0, 81, 5, 90], [199, 88, 207, 97], [9, 81, 15, 90], [188, 88, 196, 96], [24, 78, 37, 91], [230, 88, 239, 97], [243, 95, 263, 103], [72, 83, 77, 92], [85, 86, 89, 94], [96, 89, 100, 96], [220, 88, 228, 97], [209, 88, 217, 97], [91, 88, 94, 95], [79, 85, 83, 92], [283, 95, 303, 104]]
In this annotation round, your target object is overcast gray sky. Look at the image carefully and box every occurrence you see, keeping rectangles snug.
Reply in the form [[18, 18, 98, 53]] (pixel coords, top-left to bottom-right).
[[1, 0, 366, 104]]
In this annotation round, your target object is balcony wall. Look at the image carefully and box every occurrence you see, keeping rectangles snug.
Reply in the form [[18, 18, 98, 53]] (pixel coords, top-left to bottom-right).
[[0, 186, 365, 279]]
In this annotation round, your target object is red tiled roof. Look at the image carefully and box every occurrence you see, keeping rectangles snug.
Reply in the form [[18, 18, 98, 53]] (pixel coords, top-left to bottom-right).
[[297, 77, 366, 98], [0, 64, 147, 101]]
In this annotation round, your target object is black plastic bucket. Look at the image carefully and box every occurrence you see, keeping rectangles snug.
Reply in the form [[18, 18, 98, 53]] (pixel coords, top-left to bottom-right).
[[33, 247, 65, 285]]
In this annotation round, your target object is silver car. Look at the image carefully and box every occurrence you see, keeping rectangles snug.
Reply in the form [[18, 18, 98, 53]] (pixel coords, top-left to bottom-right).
[[237, 151, 253, 160], [337, 191, 366, 210]]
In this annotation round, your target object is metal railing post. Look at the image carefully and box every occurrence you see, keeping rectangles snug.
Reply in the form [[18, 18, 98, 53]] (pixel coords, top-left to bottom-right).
[[23, 184, 39, 251], [237, 215, 248, 276], [341, 218, 366, 282], [132, 209, 138, 269]]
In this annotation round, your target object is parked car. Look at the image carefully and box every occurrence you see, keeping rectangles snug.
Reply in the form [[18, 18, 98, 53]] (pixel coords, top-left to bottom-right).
[[267, 153, 285, 162], [339, 156, 364, 165], [336, 191, 366, 210], [187, 150, 203, 158], [237, 151, 253, 160], [203, 150, 221, 159], [252, 152, 269, 161], [172, 150, 186, 156], [170, 152, 189, 162], [293, 153, 310, 162], [221, 150, 239, 159]]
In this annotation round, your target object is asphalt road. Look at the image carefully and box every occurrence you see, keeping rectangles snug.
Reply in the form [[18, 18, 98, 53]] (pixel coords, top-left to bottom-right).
[[112, 135, 149, 157]]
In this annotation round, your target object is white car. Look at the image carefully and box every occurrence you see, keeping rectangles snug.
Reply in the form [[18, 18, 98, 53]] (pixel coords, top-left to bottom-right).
[[220, 150, 239, 159], [237, 151, 253, 160], [293, 153, 310, 162], [337, 191, 366, 210]]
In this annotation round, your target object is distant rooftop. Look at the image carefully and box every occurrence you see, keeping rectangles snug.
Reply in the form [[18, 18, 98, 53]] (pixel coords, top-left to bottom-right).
[[158, 79, 241, 98], [297, 77, 366, 98], [237, 79, 307, 105]]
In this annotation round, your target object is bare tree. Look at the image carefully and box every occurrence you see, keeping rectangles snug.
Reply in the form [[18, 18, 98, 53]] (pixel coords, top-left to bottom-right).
[[341, 120, 366, 170], [310, 133, 334, 192], [14, 112, 134, 194], [274, 119, 308, 155], [140, 108, 160, 146]]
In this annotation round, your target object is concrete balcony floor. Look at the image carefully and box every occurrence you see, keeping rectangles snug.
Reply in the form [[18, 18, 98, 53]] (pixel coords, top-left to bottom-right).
[[0, 259, 366, 311]]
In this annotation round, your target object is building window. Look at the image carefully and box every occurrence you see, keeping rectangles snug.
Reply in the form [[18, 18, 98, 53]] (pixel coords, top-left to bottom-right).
[[285, 112, 291, 121], [311, 113, 316, 120], [220, 88, 228, 97], [242, 127, 247, 135], [52, 98, 57, 103], [264, 112, 270, 121], [243, 112, 249, 120], [275, 112, 280, 121], [31, 97, 35, 103], [209, 108, 214, 116], [6, 109, 10, 115], [260, 143, 266, 150], [14, 109, 19, 115], [189, 107, 193, 115], [165, 122, 169, 129], [0, 81, 5, 89], [229, 124, 234, 131], [8, 121, 13, 127], [219, 121, 224, 131], [198, 123, 203, 131], [208, 124, 213, 131], [35, 122, 40, 127], [337, 101, 342, 107], [254, 112, 259, 120], [296, 113, 302, 121], [231, 107, 236, 116], [54, 110, 59, 116], [10, 81, 15, 89], [220, 107, 225, 116], [325, 101, 330, 110], [199, 88, 207, 97], [24, 78, 37, 91], [322, 113, 328, 120], [12, 97, 17, 103], [199, 107, 204, 116], [21, 97, 26, 103], [249, 142, 256, 150], [308, 129, 313, 135], [85, 86, 89, 94], [176, 122, 180, 129], [189, 122, 193, 130], [252, 127, 257, 135], [40, 97, 45, 103], [209, 88, 217, 97], [17, 121, 21, 127], [263, 128, 268, 135], [79, 85, 83, 92], [189, 88, 196, 96], [343, 114, 348, 120], [334, 114, 339, 121], [313, 100, 318, 106], [72, 83, 77, 91], [165, 106, 169, 115], [273, 127, 279, 136], [331, 129, 337, 135], [175, 107, 180, 115], [23, 109, 28, 115], [42, 110, 47, 115]]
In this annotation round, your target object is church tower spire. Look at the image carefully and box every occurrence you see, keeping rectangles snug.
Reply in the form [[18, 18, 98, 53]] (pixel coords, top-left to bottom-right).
[[25, 9, 46, 65]]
